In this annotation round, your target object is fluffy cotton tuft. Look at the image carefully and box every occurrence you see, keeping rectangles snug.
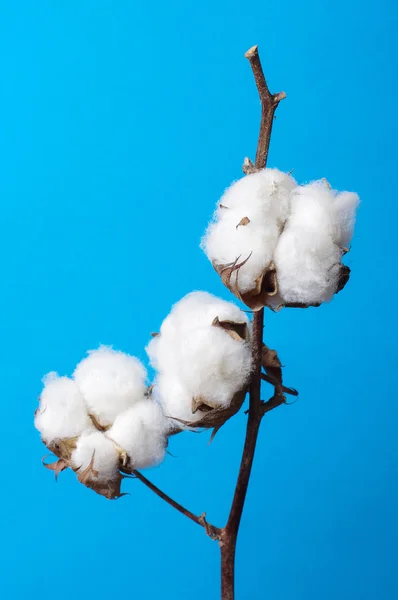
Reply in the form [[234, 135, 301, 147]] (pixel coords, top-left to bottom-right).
[[202, 169, 359, 308], [73, 346, 147, 427], [154, 374, 206, 425], [34, 373, 92, 444], [201, 169, 297, 293], [71, 431, 119, 482], [107, 400, 168, 469], [331, 191, 360, 248], [273, 181, 359, 304], [147, 292, 253, 425]]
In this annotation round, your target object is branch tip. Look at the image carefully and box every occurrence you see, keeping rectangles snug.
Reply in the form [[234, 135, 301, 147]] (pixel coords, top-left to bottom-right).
[[245, 45, 258, 59], [274, 91, 287, 103]]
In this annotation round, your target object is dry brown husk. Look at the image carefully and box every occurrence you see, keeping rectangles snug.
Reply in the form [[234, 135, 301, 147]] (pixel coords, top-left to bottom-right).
[[169, 317, 251, 439], [41, 420, 125, 500], [75, 453, 125, 500], [261, 344, 298, 398], [213, 255, 278, 311], [213, 248, 351, 311]]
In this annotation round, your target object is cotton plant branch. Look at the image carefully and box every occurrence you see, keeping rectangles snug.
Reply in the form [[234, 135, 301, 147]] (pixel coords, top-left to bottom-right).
[[35, 40, 358, 600], [126, 44, 286, 599], [130, 469, 221, 540], [217, 45, 286, 600]]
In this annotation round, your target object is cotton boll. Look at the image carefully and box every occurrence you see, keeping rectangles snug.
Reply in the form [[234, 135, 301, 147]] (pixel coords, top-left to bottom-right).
[[34, 373, 92, 444], [147, 292, 252, 425], [332, 191, 360, 248], [274, 181, 344, 304], [71, 431, 119, 481], [73, 346, 147, 427], [107, 400, 167, 469], [201, 169, 296, 293]]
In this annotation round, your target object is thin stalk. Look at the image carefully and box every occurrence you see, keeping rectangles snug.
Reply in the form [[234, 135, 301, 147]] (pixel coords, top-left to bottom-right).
[[127, 44, 286, 600], [131, 469, 221, 538], [219, 46, 285, 600]]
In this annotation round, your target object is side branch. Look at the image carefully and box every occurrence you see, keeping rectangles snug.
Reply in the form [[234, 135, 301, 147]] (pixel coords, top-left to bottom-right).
[[131, 469, 221, 539]]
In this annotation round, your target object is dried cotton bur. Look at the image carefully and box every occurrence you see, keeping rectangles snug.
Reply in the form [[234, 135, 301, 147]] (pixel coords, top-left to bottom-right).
[[202, 171, 359, 310], [201, 169, 296, 310], [146, 292, 253, 435], [35, 346, 168, 498]]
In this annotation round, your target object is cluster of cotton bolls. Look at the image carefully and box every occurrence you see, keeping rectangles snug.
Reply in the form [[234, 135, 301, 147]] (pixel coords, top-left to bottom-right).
[[35, 293, 254, 497], [201, 169, 359, 308], [146, 291, 253, 428], [34, 346, 168, 499]]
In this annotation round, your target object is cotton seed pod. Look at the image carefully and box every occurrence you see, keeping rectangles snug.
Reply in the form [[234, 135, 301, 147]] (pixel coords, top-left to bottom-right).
[[166, 317, 252, 436], [39, 390, 167, 499], [203, 174, 359, 311], [146, 292, 253, 435], [202, 169, 296, 311], [36, 348, 166, 499]]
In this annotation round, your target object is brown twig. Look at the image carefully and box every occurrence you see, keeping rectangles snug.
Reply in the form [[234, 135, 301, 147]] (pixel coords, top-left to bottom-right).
[[244, 45, 286, 171], [220, 46, 286, 600], [131, 469, 221, 539]]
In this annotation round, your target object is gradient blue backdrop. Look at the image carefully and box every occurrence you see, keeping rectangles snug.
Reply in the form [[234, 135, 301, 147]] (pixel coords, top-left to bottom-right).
[[0, 1, 396, 599]]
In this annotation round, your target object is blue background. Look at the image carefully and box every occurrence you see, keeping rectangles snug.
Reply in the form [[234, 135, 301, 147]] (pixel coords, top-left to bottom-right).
[[0, 1, 396, 599]]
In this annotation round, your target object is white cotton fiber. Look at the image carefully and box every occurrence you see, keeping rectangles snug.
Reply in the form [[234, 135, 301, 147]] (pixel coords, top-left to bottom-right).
[[71, 431, 119, 481], [331, 191, 360, 248], [154, 374, 207, 425], [146, 292, 253, 424], [153, 291, 248, 344], [107, 400, 167, 469], [274, 181, 359, 304], [177, 325, 252, 405], [201, 169, 296, 293], [147, 292, 247, 375], [34, 373, 92, 444], [73, 346, 147, 427]]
